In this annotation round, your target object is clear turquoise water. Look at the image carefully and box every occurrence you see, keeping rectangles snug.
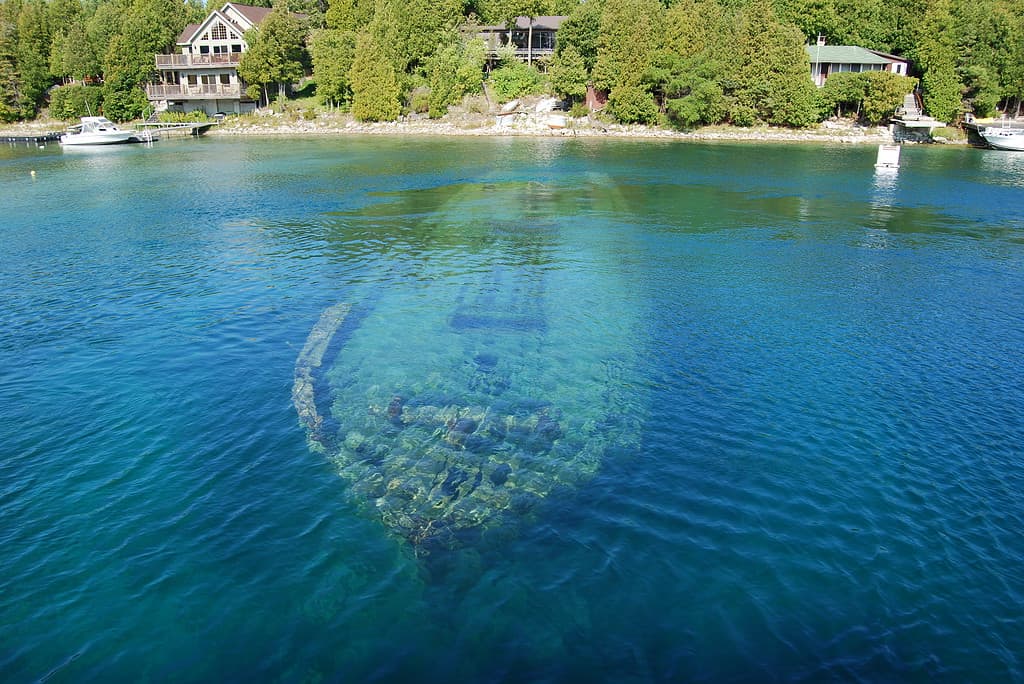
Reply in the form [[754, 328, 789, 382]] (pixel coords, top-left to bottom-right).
[[1, 136, 1023, 682]]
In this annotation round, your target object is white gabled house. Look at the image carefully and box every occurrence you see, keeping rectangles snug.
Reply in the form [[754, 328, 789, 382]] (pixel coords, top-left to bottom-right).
[[146, 3, 273, 116], [806, 38, 910, 87]]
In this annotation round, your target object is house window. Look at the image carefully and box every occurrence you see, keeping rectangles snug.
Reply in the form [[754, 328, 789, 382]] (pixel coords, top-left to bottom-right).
[[187, 74, 198, 85], [220, 74, 230, 85], [211, 23, 227, 40], [231, 44, 242, 53], [230, 32, 239, 39]]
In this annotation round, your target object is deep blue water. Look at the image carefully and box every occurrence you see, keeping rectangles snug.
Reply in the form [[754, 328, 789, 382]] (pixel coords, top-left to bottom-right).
[[1, 136, 1023, 683]]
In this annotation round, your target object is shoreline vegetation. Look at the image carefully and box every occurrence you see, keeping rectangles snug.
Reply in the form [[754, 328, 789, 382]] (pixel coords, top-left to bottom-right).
[[2, 108, 963, 146]]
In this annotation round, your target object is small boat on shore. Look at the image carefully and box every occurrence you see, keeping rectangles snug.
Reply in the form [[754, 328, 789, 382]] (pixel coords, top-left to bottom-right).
[[60, 117, 136, 146], [981, 124, 1024, 151]]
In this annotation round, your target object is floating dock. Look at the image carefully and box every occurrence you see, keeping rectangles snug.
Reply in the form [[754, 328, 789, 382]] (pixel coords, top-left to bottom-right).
[[3, 132, 61, 144]]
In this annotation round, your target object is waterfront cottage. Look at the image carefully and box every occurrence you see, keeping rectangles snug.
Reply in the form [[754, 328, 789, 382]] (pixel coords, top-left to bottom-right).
[[146, 3, 273, 116], [806, 38, 910, 87], [474, 16, 567, 65]]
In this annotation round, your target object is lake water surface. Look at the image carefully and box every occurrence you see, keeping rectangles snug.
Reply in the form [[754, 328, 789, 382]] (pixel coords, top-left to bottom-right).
[[2, 136, 1023, 682]]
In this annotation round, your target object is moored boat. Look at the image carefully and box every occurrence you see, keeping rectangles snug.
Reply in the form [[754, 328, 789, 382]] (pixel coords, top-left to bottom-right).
[[981, 124, 1024, 151], [59, 117, 136, 146]]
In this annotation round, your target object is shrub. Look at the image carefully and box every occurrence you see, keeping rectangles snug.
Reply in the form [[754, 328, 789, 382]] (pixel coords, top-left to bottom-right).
[[666, 80, 728, 129], [409, 88, 430, 114], [729, 104, 757, 127], [101, 85, 149, 122], [488, 62, 545, 102], [157, 110, 212, 123], [569, 101, 590, 118], [49, 84, 104, 121], [608, 84, 658, 124], [861, 71, 917, 124]]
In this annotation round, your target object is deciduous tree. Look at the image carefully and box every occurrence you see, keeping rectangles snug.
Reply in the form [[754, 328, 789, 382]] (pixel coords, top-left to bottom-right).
[[238, 9, 308, 104]]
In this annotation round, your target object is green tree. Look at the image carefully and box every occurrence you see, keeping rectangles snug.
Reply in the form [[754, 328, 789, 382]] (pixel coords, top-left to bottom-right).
[[547, 44, 587, 101], [427, 37, 485, 117], [818, 71, 866, 118], [16, 0, 52, 115], [48, 82, 104, 119], [488, 58, 544, 101], [102, 0, 188, 93], [238, 9, 308, 104], [101, 80, 149, 119], [370, 0, 465, 74], [665, 78, 728, 128], [911, 0, 961, 121], [729, 0, 818, 127], [555, 0, 600, 72], [350, 31, 402, 120], [311, 28, 356, 108], [861, 71, 917, 123], [0, 0, 23, 122], [325, 0, 373, 32], [608, 83, 659, 123], [592, 0, 664, 93]]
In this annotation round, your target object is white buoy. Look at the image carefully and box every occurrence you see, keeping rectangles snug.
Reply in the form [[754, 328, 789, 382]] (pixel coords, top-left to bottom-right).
[[30, 170, 36, 178], [874, 144, 901, 169]]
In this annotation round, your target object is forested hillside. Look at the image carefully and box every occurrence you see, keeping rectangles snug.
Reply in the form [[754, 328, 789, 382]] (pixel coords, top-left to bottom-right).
[[2, 0, 1023, 127]]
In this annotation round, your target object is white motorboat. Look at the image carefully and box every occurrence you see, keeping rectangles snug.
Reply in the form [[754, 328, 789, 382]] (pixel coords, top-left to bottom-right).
[[59, 117, 136, 146], [981, 124, 1024, 151]]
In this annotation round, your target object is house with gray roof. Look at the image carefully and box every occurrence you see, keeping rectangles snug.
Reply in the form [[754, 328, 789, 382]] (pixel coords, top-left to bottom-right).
[[475, 16, 567, 65], [146, 3, 274, 116], [806, 39, 910, 87]]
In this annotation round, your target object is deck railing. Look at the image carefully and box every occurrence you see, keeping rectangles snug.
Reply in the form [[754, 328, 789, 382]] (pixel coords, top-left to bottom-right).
[[145, 84, 242, 99], [155, 53, 242, 68], [484, 47, 555, 59]]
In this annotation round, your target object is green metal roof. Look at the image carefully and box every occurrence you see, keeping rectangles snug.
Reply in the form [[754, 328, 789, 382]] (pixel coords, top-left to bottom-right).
[[805, 45, 894, 65]]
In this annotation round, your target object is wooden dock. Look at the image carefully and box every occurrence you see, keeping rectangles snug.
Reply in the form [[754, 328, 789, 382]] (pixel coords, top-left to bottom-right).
[[134, 121, 217, 137]]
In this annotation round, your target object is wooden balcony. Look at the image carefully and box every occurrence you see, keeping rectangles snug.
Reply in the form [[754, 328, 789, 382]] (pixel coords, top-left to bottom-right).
[[145, 83, 242, 100], [155, 53, 242, 68]]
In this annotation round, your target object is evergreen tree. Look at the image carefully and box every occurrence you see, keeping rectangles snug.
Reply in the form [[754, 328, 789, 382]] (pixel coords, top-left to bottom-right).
[[555, 0, 600, 72], [349, 31, 402, 120], [311, 28, 357, 107], [16, 0, 52, 115], [730, 0, 818, 127], [592, 0, 663, 93], [0, 0, 24, 122], [912, 0, 961, 120], [547, 44, 587, 101], [325, 0, 374, 32]]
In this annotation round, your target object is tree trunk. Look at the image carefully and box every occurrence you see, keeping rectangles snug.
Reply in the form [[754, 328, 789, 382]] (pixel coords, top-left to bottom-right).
[[528, 22, 533, 65]]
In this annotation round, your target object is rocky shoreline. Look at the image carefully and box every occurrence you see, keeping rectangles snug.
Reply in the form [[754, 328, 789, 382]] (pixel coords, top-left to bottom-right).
[[1, 110, 912, 145], [206, 110, 900, 145]]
